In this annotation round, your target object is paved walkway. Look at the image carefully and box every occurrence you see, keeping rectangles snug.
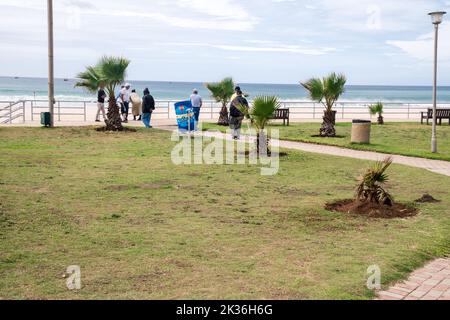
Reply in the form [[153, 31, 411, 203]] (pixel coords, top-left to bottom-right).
[[156, 124, 450, 300], [278, 140, 450, 177], [377, 259, 450, 300]]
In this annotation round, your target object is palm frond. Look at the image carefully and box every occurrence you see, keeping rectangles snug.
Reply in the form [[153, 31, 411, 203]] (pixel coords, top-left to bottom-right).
[[323, 72, 346, 102], [205, 77, 235, 105], [74, 66, 101, 94], [250, 96, 280, 130], [301, 78, 324, 102], [236, 103, 250, 119], [74, 56, 131, 98], [369, 102, 384, 116], [301, 72, 346, 111], [97, 56, 130, 92], [356, 157, 394, 205]]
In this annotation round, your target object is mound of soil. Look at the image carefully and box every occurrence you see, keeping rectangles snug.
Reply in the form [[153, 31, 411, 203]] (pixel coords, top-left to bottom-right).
[[240, 151, 289, 157], [415, 194, 441, 203], [310, 135, 346, 138], [325, 199, 418, 219], [106, 181, 174, 191], [96, 127, 137, 133]]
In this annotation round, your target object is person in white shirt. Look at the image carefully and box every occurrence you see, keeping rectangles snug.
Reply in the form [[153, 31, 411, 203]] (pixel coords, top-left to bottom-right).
[[130, 89, 142, 121], [120, 83, 131, 123], [190, 89, 203, 127]]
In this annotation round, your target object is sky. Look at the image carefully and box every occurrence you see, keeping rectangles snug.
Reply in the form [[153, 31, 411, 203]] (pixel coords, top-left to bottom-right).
[[1, 0, 450, 85]]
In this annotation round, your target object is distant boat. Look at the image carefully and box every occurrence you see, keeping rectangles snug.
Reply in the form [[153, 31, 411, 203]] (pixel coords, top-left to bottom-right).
[[64, 78, 69, 82], [14, 77, 19, 79]]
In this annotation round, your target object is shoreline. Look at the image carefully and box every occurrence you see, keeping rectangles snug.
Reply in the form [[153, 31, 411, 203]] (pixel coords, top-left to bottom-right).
[[2, 96, 450, 104], [1, 75, 450, 88]]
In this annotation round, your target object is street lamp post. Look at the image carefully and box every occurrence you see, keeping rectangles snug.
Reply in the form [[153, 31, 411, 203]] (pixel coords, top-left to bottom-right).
[[428, 11, 446, 153], [47, 0, 55, 127]]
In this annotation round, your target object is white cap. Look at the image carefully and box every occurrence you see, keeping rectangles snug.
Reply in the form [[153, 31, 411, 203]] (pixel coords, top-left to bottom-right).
[[125, 83, 131, 87]]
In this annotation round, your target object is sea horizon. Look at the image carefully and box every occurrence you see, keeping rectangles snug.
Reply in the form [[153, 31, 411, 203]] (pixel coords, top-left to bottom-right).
[[1, 76, 450, 103]]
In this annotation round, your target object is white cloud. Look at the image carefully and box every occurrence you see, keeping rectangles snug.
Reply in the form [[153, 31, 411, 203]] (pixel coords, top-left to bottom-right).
[[153, 41, 336, 55], [92, 9, 256, 31], [312, 0, 444, 32], [387, 23, 450, 60], [177, 0, 252, 20], [0, 0, 258, 31]]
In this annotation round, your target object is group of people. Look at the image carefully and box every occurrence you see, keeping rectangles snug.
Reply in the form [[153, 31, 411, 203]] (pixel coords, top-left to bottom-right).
[[96, 84, 248, 136], [96, 83, 155, 128]]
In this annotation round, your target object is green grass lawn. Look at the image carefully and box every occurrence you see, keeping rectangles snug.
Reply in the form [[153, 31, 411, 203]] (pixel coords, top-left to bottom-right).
[[1, 126, 450, 299], [202, 122, 450, 161]]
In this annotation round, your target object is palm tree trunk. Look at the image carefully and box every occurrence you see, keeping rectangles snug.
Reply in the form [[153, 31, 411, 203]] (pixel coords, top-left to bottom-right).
[[217, 103, 229, 126], [377, 114, 384, 125], [256, 130, 271, 157], [105, 98, 123, 131], [320, 110, 336, 137]]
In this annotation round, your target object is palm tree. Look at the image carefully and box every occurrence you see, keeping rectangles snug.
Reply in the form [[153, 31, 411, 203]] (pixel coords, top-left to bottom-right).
[[369, 102, 384, 125], [205, 77, 235, 126], [75, 56, 130, 131], [301, 72, 347, 137], [241, 96, 280, 156], [356, 157, 394, 206]]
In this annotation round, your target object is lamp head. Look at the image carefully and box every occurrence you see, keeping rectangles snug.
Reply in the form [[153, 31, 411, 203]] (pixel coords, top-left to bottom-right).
[[429, 11, 446, 25]]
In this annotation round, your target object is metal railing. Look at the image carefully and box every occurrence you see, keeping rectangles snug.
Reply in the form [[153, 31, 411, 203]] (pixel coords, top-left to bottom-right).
[[0, 99, 449, 124], [30, 100, 87, 122], [277, 101, 450, 120], [0, 100, 26, 124]]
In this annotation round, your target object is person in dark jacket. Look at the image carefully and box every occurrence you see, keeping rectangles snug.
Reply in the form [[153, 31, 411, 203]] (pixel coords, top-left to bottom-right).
[[229, 90, 248, 140], [96, 83, 107, 122], [142, 88, 155, 128]]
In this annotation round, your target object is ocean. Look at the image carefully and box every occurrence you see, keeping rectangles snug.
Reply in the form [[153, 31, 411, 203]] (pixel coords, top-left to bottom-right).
[[1, 76, 450, 103]]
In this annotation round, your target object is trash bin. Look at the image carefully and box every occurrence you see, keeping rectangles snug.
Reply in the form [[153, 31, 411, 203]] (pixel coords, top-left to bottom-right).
[[40, 112, 51, 127], [351, 119, 371, 144]]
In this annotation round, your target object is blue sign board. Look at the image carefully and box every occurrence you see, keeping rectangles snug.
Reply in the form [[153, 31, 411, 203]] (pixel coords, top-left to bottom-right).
[[174, 101, 195, 132]]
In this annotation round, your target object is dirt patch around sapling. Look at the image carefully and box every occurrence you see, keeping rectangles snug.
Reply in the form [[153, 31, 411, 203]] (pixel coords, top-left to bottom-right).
[[96, 127, 137, 133], [325, 199, 419, 219], [415, 194, 441, 204], [240, 151, 289, 157], [310, 135, 346, 139], [105, 180, 175, 191]]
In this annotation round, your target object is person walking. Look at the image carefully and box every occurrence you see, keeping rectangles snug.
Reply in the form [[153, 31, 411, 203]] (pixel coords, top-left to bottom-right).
[[117, 85, 124, 120], [120, 83, 131, 123], [142, 88, 155, 128], [229, 89, 248, 140], [96, 83, 107, 122], [130, 89, 142, 121], [190, 89, 203, 129]]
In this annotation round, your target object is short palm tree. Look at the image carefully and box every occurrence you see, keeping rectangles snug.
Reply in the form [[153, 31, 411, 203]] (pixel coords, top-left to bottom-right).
[[205, 77, 235, 126], [301, 72, 347, 137], [356, 157, 394, 206], [242, 96, 280, 156], [75, 56, 130, 131], [369, 102, 384, 125]]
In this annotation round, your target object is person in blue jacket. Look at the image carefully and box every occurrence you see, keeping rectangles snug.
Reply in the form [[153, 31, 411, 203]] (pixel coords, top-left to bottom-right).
[[142, 88, 155, 128]]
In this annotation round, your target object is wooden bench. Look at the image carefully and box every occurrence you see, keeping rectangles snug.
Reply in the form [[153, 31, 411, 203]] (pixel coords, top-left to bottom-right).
[[270, 108, 290, 126], [421, 108, 450, 125]]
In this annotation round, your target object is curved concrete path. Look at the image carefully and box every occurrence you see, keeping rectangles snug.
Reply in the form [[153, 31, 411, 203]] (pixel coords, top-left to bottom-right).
[[278, 140, 450, 177], [185, 127, 450, 177]]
